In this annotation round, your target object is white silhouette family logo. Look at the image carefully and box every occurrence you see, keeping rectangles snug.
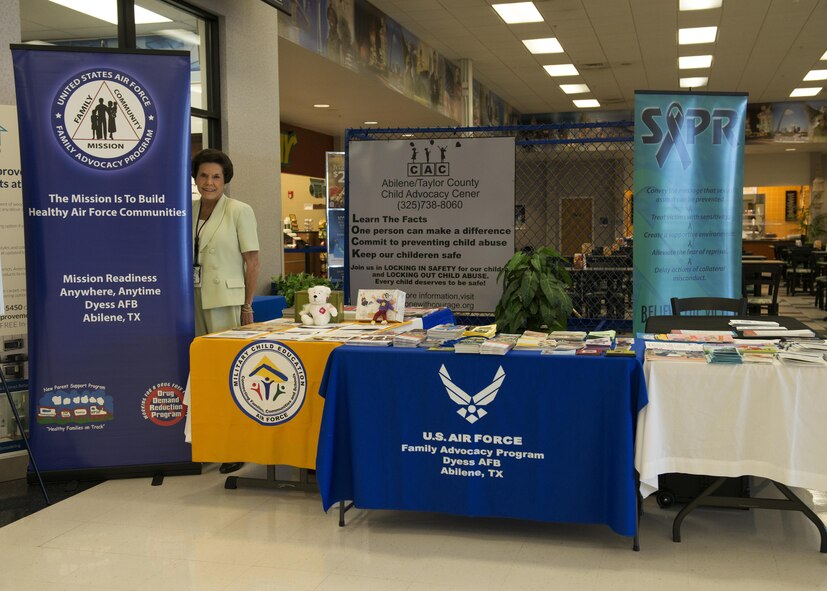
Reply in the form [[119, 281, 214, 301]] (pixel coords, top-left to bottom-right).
[[438, 364, 505, 424]]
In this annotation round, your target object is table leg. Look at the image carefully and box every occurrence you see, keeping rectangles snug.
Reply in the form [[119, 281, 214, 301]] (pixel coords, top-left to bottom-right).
[[338, 500, 354, 527], [672, 476, 727, 542], [772, 481, 827, 553]]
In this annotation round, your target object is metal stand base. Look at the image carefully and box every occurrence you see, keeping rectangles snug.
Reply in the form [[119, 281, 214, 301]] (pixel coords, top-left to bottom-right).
[[224, 465, 317, 491], [338, 500, 355, 526], [672, 476, 827, 552]]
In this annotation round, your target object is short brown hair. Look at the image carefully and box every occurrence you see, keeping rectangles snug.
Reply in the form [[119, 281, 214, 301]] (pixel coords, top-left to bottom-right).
[[192, 149, 234, 183]]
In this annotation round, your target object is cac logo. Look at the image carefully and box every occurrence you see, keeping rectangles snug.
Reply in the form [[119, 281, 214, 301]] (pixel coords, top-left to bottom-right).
[[51, 68, 157, 170], [640, 102, 739, 170], [438, 364, 505, 424], [229, 341, 307, 426], [406, 138, 456, 177]]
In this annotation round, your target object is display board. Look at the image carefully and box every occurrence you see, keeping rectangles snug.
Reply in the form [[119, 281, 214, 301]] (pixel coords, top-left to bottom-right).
[[12, 47, 194, 474], [0, 105, 28, 384], [347, 137, 515, 313], [633, 91, 747, 333]]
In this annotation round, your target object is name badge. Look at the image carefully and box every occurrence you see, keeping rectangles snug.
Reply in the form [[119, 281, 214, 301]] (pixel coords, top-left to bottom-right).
[[193, 264, 202, 287]]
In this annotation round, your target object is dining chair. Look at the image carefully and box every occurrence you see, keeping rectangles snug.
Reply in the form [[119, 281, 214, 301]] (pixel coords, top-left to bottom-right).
[[742, 263, 782, 316]]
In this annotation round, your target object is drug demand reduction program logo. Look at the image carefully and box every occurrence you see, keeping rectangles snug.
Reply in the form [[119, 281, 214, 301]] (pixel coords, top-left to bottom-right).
[[51, 68, 157, 170], [439, 364, 505, 424], [229, 341, 307, 425]]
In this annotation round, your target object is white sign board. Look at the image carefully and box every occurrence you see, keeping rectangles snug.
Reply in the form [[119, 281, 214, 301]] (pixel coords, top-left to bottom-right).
[[348, 137, 515, 314], [0, 105, 28, 381]]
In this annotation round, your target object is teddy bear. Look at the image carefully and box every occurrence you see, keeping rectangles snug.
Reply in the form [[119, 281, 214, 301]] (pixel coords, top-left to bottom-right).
[[300, 285, 338, 326]]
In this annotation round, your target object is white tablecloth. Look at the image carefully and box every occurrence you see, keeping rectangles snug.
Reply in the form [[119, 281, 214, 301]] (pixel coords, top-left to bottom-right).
[[635, 360, 827, 497]]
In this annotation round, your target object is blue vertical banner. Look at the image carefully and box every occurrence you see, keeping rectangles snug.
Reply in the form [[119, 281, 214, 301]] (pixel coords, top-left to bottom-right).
[[12, 47, 194, 473], [633, 91, 747, 333]]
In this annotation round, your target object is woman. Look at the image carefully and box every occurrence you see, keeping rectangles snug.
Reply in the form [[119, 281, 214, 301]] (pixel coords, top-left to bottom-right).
[[192, 148, 260, 336], [192, 149, 260, 475]]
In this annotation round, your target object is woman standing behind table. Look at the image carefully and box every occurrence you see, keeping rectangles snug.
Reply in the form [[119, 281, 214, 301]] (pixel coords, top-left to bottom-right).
[[192, 149, 259, 475]]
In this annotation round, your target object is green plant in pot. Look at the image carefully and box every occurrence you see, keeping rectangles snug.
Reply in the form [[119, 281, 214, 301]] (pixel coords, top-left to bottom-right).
[[494, 246, 573, 333], [271, 272, 333, 307]]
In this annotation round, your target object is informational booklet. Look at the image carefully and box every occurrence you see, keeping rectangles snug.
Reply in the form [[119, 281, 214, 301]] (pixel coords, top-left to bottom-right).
[[355, 289, 406, 323], [644, 341, 706, 363], [203, 330, 271, 339], [742, 329, 816, 338], [776, 351, 827, 366]]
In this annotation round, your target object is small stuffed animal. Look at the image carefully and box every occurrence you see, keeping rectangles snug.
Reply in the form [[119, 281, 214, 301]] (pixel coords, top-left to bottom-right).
[[300, 285, 338, 326]]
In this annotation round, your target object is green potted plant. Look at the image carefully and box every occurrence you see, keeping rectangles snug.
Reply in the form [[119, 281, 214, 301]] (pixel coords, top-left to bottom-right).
[[271, 272, 333, 307], [494, 246, 573, 333]]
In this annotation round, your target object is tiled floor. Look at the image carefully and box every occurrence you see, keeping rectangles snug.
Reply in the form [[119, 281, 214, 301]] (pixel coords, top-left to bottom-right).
[[1, 292, 826, 590]]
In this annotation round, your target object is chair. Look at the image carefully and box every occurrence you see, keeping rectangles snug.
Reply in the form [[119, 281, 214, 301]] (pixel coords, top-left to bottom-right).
[[742, 263, 782, 316], [670, 297, 748, 316], [785, 247, 815, 295]]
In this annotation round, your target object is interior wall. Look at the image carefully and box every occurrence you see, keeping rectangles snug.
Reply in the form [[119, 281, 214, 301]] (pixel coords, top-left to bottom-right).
[[0, 0, 21, 105], [190, 0, 282, 292], [743, 152, 812, 186]]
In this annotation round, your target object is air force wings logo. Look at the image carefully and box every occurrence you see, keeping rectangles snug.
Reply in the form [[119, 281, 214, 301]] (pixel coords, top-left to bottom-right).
[[438, 364, 505, 424]]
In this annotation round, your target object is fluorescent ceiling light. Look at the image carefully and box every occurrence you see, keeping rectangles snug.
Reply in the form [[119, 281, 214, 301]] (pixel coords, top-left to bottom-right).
[[573, 99, 600, 108], [492, 2, 543, 24], [679, 55, 713, 69], [313, 104, 330, 108], [803, 69, 827, 81], [680, 76, 708, 87], [678, 26, 717, 45], [363, 121, 378, 125], [157, 29, 201, 46], [790, 87, 822, 97], [679, 0, 723, 10], [560, 84, 590, 94], [785, 148, 797, 152], [522, 38, 563, 54], [544, 64, 579, 77], [49, 0, 171, 24]]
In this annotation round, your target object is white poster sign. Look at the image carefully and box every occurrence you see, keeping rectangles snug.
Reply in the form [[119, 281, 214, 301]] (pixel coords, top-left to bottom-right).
[[0, 105, 27, 381], [348, 137, 515, 313]]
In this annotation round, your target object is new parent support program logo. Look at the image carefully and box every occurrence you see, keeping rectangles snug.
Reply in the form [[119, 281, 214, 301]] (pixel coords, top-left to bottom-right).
[[229, 341, 307, 426], [51, 68, 157, 170]]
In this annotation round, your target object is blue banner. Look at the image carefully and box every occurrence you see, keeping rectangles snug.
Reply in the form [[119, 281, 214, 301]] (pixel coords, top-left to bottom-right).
[[12, 47, 193, 472], [633, 91, 747, 333]]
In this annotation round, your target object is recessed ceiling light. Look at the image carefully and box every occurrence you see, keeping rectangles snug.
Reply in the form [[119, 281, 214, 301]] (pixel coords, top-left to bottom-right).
[[49, 0, 170, 24], [785, 148, 797, 152], [522, 38, 563, 54], [803, 69, 827, 81], [363, 121, 378, 125], [680, 76, 709, 87], [313, 104, 330, 108], [678, 26, 718, 45], [679, 0, 723, 10], [790, 87, 822, 97], [401, 133, 414, 138], [544, 64, 579, 77], [573, 99, 600, 108], [560, 84, 590, 94], [492, 2, 543, 24], [679, 55, 713, 69]]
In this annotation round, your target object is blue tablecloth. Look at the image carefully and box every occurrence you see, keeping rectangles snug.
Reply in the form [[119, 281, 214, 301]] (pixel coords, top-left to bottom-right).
[[252, 295, 286, 321], [317, 348, 647, 537]]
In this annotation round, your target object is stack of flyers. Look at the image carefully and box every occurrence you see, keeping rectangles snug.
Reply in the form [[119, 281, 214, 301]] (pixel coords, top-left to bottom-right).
[[515, 330, 550, 350], [541, 343, 580, 355], [549, 331, 587, 344], [616, 337, 635, 347], [583, 336, 613, 350], [776, 351, 827, 367], [666, 331, 734, 343], [393, 329, 427, 348], [463, 324, 498, 338], [348, 334, 395, 346], [587, 329, 616, 341], [644, 341, 706, 363], [605, 345, 636, 357], [427, 324, 467, 340], [454, 336, 489, 354], [480, 334, 519, 355], [704, 345, 743, 364], [785, 340, 827, 356]]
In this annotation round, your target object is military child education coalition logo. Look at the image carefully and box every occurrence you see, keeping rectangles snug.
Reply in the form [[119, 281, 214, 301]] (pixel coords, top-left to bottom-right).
[[229, 341, 307, 425], [51, 68, 157, 170]]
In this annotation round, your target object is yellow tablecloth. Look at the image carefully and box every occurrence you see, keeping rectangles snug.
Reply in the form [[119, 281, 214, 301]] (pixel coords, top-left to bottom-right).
[[189, 337, 342, 468]]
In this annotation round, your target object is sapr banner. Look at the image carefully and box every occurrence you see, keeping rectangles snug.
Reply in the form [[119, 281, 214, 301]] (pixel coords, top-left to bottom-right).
[[12, 47, 193, 473], [633, 91, 746, 333]]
